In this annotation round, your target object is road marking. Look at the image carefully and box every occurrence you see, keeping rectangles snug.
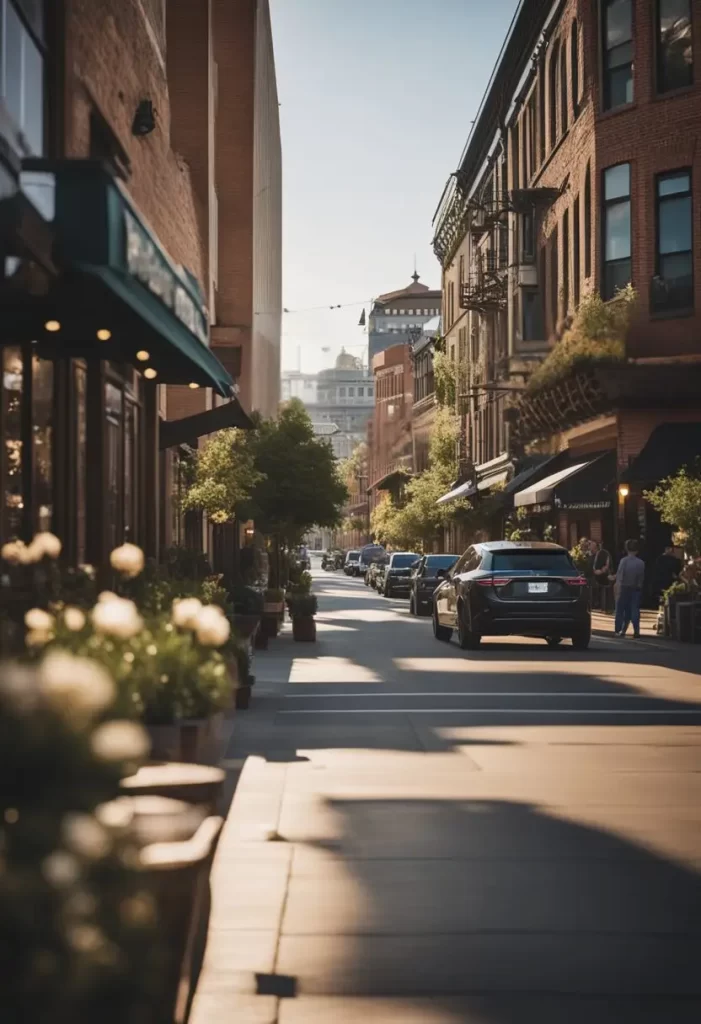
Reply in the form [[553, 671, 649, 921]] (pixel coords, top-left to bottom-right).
[[284, 692, 661, 699], [279, 708, 701, 716]]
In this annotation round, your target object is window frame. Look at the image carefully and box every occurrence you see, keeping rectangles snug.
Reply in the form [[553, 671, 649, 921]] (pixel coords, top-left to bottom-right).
[[601, 161, 632, 301], [653, 167, 694, 315], [0, 0, 47, 157], [601, 0, 634, 112], [656, 0, 694, 94]]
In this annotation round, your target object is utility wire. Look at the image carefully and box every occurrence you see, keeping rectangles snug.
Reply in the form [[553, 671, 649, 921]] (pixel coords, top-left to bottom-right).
[[255, 298, 373, 316]]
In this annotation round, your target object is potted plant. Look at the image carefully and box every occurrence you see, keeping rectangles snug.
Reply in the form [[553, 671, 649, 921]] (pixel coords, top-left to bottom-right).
[[262, 587, 285, 637], [288, 592, 318, 642]]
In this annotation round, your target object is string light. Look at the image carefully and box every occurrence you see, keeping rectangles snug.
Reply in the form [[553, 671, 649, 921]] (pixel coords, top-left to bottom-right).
[[96, 329, 112, 341], [144, 368, 157, 380], [44, 320, 61, 332], [136, 350, 150, 362]]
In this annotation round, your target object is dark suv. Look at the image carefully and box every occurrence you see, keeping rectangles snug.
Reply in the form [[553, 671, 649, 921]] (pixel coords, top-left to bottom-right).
[[409, 554, 459, 616], [432, 541, 591, 650], [382, 552, 421, 598]]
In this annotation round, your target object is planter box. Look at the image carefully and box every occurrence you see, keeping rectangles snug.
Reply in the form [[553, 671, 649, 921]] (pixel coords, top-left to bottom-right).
[[146, 712, 224, 766], [261, 612, 279, 638], [233, 613, 261, 639], [292, 616, 317, 642]]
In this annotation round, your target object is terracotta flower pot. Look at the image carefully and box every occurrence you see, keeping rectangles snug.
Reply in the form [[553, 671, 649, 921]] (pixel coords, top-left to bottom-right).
[[146, 712, 224, 766], [292, 615, 317, 642]]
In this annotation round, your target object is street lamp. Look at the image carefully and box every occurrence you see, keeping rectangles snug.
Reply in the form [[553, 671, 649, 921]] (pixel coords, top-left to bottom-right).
[[618, 483, 630, 499]]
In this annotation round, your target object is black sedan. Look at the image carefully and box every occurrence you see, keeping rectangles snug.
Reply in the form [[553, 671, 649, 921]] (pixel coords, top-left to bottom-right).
[[432, 541, 591, 650], [382, 552, 421, 598], [409, 554, 459, 616]]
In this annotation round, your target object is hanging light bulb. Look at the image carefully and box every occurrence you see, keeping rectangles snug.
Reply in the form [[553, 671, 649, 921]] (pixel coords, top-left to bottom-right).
[[136, 350, 150, 362], [188, 382, 200, 389], [96, 329, 112, 341], [144, 368, 158, 380], [44, 320, 61, 332]]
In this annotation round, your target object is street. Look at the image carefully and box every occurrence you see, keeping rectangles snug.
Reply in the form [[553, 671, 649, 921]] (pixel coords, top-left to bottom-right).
[[193, 566, 701, 1023]]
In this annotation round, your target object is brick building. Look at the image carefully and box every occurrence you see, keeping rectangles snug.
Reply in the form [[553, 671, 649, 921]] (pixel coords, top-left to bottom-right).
[[433, 0, 701, 563], [368, 342, 414, 513], [0, 0, 281, 569]]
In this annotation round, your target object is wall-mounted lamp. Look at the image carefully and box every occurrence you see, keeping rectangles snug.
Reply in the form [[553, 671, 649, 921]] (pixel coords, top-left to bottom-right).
[[618, 483, 630, 499], [132, 100, 156, 137]]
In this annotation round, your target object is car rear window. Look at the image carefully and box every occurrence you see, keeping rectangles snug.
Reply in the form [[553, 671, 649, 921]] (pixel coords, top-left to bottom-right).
[[425, 555, 458, 572], [361, 546, 385, 562], [491, 551, 575, 573], [392, 554, 419, 568], [347, 552, 360, 561]]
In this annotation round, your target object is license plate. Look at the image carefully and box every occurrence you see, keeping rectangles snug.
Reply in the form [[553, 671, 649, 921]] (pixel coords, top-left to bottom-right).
[[528, 582, 548, 594]]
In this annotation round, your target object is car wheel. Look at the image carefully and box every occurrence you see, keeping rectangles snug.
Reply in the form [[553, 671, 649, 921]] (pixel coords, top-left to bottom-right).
[[546, 636, 563, 648], [384, 585, 392, 599], [433, 610, 452, 642], [457, 608, 481, 651], [572, 626, 591, 650], [409, 595, 416, 615]]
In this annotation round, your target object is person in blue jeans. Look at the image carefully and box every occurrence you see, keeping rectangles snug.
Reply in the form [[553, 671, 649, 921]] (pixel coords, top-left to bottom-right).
[[614, 539, 646, 638]]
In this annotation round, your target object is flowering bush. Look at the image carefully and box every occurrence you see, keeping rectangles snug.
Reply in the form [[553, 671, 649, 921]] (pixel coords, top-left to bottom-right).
[[0, 659, 166, 1021]]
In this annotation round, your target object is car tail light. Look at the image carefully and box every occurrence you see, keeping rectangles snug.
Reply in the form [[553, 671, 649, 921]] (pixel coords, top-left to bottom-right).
[[476, 577, 513, 588], [564, 576, 588, 586]]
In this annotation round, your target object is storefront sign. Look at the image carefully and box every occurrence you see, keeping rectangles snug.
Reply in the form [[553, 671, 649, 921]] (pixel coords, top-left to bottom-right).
[[560, 501, 611, 511], [124, 211, 208, 347]]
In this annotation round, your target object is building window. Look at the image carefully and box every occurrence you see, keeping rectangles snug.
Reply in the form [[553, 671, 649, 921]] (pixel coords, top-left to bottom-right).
[[602, 0, 633, 110], [522, 287, 544, 341], [602, 163, 631, 300], [512, 121, 520, 188], [339, 387, 346, 397], [521, 208, 535, 263], [459, 253, 465, 290], [368, 387, 374, 397], [653, 169, 693, 313], [584, 162, 592, 278], [2, 346, 24, 539], [562, 208, 570, 315], [571, 20, 580, 115], [657, 0, 693, 93], [549, 40, 560, 148], [385, 309, 391, 314], [573, 195, 581, 307], [0, 0, 46, 156], [560, 41, 569, 133], [538, 67, 546, 164], [348, 387, 355, 397], [358, 387, 364, 397], [550, 225, 559, 330]]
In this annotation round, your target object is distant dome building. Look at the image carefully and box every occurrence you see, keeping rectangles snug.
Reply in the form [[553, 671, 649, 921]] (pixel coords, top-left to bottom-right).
[[335, 347, 362, 371], [368, 271, 442, 362]]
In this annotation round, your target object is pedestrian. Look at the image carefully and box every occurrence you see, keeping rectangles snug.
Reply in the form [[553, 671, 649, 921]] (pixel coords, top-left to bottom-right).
[[613, 539, 646, 638], [651, 543, 682, 606], [592, 540, 613, 613]]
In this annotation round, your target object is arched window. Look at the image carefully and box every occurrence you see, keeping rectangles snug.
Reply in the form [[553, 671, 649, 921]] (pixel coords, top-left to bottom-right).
[[549, 41, 560, 148], [571, 20, 580, 116], [560, 41, 569, 132], [584, 162, 592, 279]]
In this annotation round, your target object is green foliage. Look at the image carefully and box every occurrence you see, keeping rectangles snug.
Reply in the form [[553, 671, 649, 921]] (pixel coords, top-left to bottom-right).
[[342, 515, 367, 532], [287, 572, 312, 596], [433, 350, 457, 408], [287, 593, 318, 617], [338, 442, 368, 488], [645, 462, 701, 557], [526, 286, 636, 394], [183, 428, 261, 524], [569, 542, 592, 574]]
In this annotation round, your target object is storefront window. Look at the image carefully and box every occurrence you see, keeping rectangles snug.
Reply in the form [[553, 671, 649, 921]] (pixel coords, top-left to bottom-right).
[[105, 381, 123, 552], [74, 362, 87, 563], [2, 347, 24, 538], [32, 354, 52, 531], [1, 0, 46, 156]]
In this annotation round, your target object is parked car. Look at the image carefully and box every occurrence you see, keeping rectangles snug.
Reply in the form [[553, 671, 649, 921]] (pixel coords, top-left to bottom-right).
[[409, 553, 459, 616], [432, 541, 591, 650], [359, 544, 386, 583], [344, 550, 361, 576], [382, 552, 421, 598]]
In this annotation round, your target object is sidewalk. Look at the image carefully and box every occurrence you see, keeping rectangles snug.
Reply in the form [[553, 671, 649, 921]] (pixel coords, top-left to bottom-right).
[[592, 607, 659, 638]]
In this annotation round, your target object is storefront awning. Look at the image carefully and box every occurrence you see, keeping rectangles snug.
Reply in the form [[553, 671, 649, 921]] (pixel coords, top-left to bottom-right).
[[514, 452, 615, 510], [19, 160, 234, 397], [436, 480, 477, 506], [477, 469, 509, 492], [160, 399, 253, 450], [620, 423, 701, 485]]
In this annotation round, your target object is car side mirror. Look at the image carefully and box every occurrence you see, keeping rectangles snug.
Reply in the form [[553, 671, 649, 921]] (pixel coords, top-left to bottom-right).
[[435, 568, 449, 581]]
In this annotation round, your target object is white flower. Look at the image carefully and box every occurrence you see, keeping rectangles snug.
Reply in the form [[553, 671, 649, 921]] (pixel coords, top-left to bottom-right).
[[92, 596, 143, 639], [91, 720, 150, 763], [67, 924, 105, 953], [195, 605, 231, 647], [96, 799, 134, 832], [0, 663, 40, 712], [109, 543, 144, 578], [171, 597, 203, 630], [39, 652, 116, 718], [25, 607, 54, 632], [42, 850, 80, 888], [79, 563, 96, 579], [28, 532, 62, 560], [1, 540, 29, 564], [63, 606, 86, 631], [26, 629, 53, 648], [97, 590, 118, 603], [62, 813, 111, 860]]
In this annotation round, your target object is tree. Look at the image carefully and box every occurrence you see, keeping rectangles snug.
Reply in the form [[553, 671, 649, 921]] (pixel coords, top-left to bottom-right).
[[245, 399, 348, 547], [645, 463, 701, 557], [338, 442, 368, 491], [183, 429, 261, 524]]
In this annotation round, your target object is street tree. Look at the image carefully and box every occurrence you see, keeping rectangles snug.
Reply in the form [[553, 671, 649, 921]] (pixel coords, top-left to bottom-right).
[[182, 428, 261, 524], [645, 462, 701, 557]]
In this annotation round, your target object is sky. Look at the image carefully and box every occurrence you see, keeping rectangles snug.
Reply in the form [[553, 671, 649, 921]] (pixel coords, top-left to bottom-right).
[[269, 0, 520, 374]]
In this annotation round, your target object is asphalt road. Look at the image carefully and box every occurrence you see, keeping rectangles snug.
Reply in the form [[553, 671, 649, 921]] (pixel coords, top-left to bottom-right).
[[194, 564, 701, 1024]]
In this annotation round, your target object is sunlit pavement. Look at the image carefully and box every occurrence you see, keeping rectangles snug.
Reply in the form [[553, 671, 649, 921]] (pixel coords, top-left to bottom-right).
[[192, 564, 701, 1023]]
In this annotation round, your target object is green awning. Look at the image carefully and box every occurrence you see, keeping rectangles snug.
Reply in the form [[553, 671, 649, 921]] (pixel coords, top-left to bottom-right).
[[160, 399, 253, 450], [20, 159, 234, 397]]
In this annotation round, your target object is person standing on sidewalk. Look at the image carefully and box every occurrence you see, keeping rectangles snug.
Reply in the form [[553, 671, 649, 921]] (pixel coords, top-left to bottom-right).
[[613, 539, 646, 638], [592, 540, 613, 612]]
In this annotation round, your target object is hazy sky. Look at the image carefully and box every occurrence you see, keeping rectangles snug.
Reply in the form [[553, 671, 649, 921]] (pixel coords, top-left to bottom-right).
[[269, 0, 519, 373]]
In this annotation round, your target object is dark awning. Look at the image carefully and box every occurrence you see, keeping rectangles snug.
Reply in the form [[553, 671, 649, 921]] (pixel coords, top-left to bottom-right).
[[160, 399, 253, 450], [18, 159, 234, 397], [620, 423, 701, 485], [515, 452, 615, 511]]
